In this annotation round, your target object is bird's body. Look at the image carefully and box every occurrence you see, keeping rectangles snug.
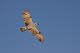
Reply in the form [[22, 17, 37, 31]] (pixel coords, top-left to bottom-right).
[[20, 10, 44, 42]]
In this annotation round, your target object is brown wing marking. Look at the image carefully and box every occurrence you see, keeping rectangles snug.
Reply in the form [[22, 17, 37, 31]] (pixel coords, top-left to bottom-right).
[[29, 27, 44, 42]]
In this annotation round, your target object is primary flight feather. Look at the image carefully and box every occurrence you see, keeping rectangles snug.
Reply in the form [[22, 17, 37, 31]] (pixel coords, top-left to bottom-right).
[[20, 10, 44, 42]]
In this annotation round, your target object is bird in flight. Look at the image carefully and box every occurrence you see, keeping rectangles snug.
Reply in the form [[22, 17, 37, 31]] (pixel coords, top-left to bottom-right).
[[20, 10, 44, 42]]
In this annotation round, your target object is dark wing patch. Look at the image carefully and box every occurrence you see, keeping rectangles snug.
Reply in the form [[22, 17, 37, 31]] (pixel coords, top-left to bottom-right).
[[29, 27, 44, 42], [30, 16, 32, 18], [25, 23, 29, 26]]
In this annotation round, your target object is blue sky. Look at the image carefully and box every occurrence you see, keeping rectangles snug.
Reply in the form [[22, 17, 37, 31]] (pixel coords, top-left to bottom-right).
[[0, 0, 80, 53]]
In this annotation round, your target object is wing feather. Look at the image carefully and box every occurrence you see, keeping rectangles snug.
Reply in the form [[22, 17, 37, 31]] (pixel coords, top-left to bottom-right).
[[22, 10, 33, 26], [29, 27, 44, 42]]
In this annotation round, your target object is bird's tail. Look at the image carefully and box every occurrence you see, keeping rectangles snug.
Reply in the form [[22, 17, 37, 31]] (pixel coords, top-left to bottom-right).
[[20, 27, 27, 32]]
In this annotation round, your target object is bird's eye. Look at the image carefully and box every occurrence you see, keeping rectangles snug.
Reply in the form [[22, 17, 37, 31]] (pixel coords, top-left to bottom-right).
[[23, 13, 27, 15]]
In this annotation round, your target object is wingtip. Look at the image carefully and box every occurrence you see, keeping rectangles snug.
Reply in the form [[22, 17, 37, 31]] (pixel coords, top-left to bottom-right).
[[24, 9, 29, 13], [39, 38, 45, 43], [20, 28, 24, 32]]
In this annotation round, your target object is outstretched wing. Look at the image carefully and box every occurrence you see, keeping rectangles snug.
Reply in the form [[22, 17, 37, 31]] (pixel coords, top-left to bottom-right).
[[22, 10, 33, 26], [29, 27, 44, 42]]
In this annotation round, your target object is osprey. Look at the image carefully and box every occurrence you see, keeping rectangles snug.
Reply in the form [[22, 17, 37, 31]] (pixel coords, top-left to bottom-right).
[[20, 10, 44, 42]]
